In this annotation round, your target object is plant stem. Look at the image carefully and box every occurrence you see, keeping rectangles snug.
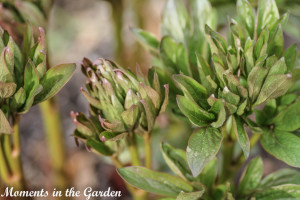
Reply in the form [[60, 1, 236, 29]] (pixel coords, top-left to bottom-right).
[[219, 126, 235, 184], [0, 136, 11, 186], [143, 133, 152, 169], [0, 118, 25, 190], [127, 132, 141, 166], [40, 99, 69, 191], [250, 133, 261, 148]]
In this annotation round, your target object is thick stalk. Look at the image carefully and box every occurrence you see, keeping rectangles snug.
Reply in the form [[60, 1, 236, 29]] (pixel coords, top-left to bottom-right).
[[219, 126, 235, 184], [143, 133, 152, 169], [39, 99, 69, 191], [0, 119, 25, 190], [111, 0, 124, 65], [0, 136, 11, 186], [127, 132, 141, 166]]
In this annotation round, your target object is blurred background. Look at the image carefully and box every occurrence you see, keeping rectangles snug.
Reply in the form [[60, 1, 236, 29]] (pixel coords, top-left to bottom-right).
[[0, 0, 299, 199]]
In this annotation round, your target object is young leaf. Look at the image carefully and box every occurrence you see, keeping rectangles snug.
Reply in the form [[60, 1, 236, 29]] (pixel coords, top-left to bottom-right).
[[238, 157, 263, 195], [176, 95, 215, 126], [117, 166, 193, 197], [176, 190, 204, 200], [176, 44, 192, 76], [187, 127, 223, 177], [259, 169, 300, 189], [34, 63, 76, 104], [11, 87, 26, 111], [272, 100, 300, 132], [161, 142, 192, 181], [189, 0, 214, 65], [254, 185, 300, 200], [22, 59, 41, 112], [0, 109, 13, 134], [232, 116, 250, 158], [237, 0, 255, 37], [247, 66, 268, 102], [256, 0, 280, 37], [197, 157, 217, 191], [254, 74, 292, 106], [284, 44, 297, 72], [86, 138, 113, 156], [261, 130, 300, 168], [161, 0, 190, 45], [160, 36, 178, 72], [0, 82, 16, 99], [131, 28, 159, 51], [173, 74, 208, 104]]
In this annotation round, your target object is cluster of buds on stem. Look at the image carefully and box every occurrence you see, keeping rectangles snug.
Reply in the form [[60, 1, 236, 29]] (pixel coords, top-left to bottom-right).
[[71, 58, 168, 155]]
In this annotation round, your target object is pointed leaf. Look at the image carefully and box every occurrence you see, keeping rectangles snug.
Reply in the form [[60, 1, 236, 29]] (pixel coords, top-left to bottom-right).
[[232, 115, 250, 158], [118, 166, 193, 197], [272, 100, 300, 132], [238, 157, 263, 195], [34, 63, 76, 104], [254, 185, 300, 200], [0, 109, 13, 134], [261, 130, 300, 168], [176, 95, 215, 126], [187, 127, 223, 177], [161, 142, 192, 181]]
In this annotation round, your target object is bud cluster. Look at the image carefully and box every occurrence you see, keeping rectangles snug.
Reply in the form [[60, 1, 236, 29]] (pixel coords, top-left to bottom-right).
[[72, 58, 168, 155]]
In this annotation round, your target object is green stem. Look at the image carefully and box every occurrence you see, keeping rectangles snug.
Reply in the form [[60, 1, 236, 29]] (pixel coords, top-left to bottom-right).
[[127, 132, 141, 166], [250, 133, 261, 148], [0, 118, 25, 190], [0, 136, 11, 185], [40, 99, 69, 191], [143, 133, 152, 169], [111, 0, 124, 65], [219, 126, 235, 184]]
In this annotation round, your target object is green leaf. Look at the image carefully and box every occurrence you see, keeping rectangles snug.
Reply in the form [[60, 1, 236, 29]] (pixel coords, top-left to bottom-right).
[[237, 0, 255, 37], [261, 130, 300, 168], [162, 0, 190, 45], [131, 28, 159, 51], [161, 142, 192, 181], [247, 66, 268, 102], [0, 82, 16, 98], [238, 157, 263, 195], [117, 166, 193, 197], [284, 44, 297, 72], [256, 0, 280, 37], [11, 87, 26, 111], [189, 0, 214, 65], [260, 169, 300, 189], [173, 74, 208, 106], [197, 157, 217, 191], [176, 190, 204, 200], [0, 48, 14, 83], [160, 36, 178, 73], [121, 105, 140, 129], [15, 1, 46, 27], [176, 95, 215, 126], [232, 115, 250, 158], [176, 44, 192, 76], [22, 59, 41, 112], [86, 138, 113, 156], [254, 185, 300, 200], [187, 127, 223, 177], [210, 100, 226, 128], [254, 74, 293, 106], [0, 109, 13, 134], [272, 100, 300, 132], [34, 63, 76, 104]]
